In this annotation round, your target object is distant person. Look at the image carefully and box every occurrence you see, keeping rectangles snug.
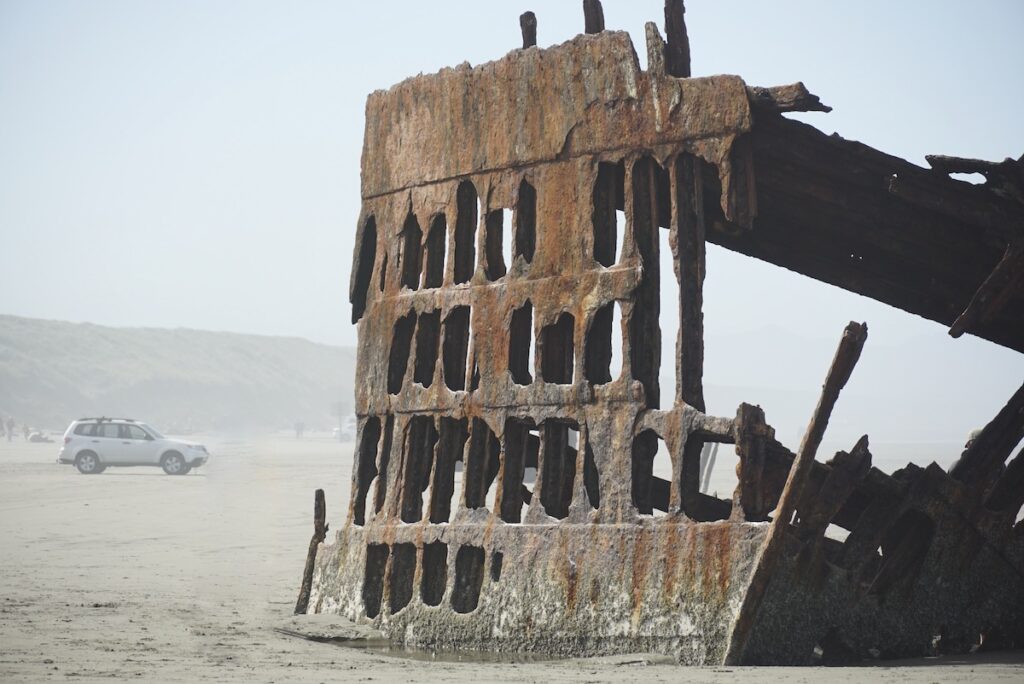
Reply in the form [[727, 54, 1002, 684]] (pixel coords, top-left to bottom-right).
[[5, 416, 14, 442], [294, 421, 306, 439], [23, 423, 30, 441], [948, 428, 983, 479]]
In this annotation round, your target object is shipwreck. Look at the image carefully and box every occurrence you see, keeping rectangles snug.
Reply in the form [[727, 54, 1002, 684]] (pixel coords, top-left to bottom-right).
[[301, 1, 1024, 665]]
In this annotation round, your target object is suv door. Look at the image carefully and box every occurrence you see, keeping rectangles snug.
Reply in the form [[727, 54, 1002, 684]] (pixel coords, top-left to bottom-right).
[[93, 423, 125, 463], [120, 424, 160, 465]]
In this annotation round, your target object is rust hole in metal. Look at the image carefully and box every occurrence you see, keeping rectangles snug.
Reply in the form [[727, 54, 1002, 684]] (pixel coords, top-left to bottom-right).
[[485, 208, 512, 281], [592, 160, 625, 267], [400, 211, 423, 291], [680, 432, 733, 522], [389, 543, 417, 613], [387, 310, 416, 394], [421, 542, 448, 607], [400, 415, 438, 523], [540, 312, 575, 384], [584, 300, 623, 385], [353, 416, 382, 526], [539, 420, 579, 519], [631, 429, 670, 516], [351, 215, 376, 323], [516, 179, 536, 263], [453, 180, 478, 284], [372, 415, 394, 514], [362, 543, 388, 619], [423, 213, 447, 289], [428, 417, 468, 523], [500, 417, 538, 523], [442, 306, 471, 391], [451, 545, 486, 614], [413, 309, 441, 388], [465, 418, 500, 511], [509, 300, 534, 385]]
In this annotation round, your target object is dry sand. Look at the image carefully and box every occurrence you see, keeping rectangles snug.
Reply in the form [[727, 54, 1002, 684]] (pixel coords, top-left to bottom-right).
[[1, 435, 1021, 683]]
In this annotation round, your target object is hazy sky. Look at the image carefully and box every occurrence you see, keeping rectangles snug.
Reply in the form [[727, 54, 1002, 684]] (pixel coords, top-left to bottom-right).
[[2, 1, 1023, 449]]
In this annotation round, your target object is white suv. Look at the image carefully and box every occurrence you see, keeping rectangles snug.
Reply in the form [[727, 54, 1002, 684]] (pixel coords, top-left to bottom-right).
[[58, 418, 209, 475]]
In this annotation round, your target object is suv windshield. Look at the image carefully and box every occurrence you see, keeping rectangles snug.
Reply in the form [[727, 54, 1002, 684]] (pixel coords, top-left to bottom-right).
[[140, 423, 164, 439]]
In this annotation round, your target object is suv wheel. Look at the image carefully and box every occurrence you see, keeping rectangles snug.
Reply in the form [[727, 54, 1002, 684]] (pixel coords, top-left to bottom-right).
[[161, 452, 187, 475], [75, 451, 101, 474]]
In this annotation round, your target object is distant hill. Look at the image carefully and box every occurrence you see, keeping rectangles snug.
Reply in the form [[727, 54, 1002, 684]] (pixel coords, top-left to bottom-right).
[[0, 315, 355, 432], [2, 313, 1020, 468]]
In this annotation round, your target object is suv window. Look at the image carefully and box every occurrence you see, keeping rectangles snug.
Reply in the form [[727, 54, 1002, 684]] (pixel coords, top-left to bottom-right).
[[125, 425, 149, 440], [97, 424, 120, 438], [73, 423, 97, 436]]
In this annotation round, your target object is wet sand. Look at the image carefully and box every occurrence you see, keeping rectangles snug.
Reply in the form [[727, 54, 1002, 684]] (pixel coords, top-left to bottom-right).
[[1, 435, 1021, 682]]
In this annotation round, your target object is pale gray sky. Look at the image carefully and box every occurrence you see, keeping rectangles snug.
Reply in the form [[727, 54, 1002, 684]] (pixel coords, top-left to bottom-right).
[[1, 1, 1023, 451]]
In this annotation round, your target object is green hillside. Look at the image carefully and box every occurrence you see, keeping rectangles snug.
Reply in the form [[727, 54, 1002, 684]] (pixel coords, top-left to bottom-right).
[[0, 315, 355, 432]]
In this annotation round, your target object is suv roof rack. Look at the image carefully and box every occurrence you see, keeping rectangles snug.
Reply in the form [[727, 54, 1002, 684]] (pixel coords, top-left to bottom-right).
[[76, 417, 136, 423]]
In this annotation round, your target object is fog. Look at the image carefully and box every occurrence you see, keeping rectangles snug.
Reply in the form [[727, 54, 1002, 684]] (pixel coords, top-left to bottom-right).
[[3, 4, 1024, 681], [1, 1, 1023, 459]]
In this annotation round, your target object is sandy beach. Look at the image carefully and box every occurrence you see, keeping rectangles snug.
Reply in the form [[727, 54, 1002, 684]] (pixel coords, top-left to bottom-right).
[[1, 434, 1021, 683]]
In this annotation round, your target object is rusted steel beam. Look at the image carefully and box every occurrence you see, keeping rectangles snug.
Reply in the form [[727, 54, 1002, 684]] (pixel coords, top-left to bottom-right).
[[734, 403, 770, 521], [949, 241, 1024, 338], [674, 154, 706, 411], [663, 0, 690, 78], [887, 173, 1024, 244], [948, 381, 1024, 488], [774, 321, 868, 529], [520, 11, 537, 49], [746, 83, 831, 114], [724, 321, 868, 665], [583, 0, 604, 34], [717, 114, 1024, 353], [750, 112, 1022, 245], [723, 134, 757, 230], [295, 488, 328, 614]]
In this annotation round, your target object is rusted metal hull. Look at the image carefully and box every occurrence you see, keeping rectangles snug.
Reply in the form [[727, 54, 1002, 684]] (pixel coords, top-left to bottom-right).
[[310, 521, 767, 663], [307, 10, 1024, 665]]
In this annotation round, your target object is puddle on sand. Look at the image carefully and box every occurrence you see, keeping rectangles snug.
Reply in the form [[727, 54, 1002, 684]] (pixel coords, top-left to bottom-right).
[[333, 640, 558, 664]]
